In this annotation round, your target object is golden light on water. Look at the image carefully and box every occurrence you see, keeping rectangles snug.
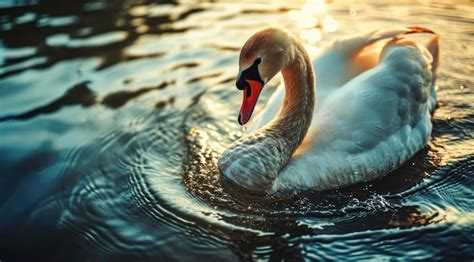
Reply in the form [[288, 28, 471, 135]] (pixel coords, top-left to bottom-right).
[[322, 15, 339, 33], [288, 10, 318, 28], [289, 0, 340, 49], [300, 28, 321, 44]]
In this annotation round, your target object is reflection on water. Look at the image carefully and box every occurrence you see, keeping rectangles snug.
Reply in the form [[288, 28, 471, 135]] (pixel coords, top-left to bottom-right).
[[1, 0, 473, 260]]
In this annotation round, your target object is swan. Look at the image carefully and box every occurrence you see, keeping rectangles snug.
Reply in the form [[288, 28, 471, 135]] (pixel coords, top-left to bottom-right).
[[217, 26, 439, 193]]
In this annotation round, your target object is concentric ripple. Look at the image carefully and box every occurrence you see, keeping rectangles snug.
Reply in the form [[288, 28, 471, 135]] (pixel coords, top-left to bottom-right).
[[1, 0, 473, 261]]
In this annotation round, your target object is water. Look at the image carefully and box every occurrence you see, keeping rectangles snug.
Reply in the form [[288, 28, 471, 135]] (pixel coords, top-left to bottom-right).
[[1, 0, 473, 260]]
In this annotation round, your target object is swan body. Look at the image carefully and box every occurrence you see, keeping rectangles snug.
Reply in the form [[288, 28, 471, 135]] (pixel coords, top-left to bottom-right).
[[218, 27, 439, 193]]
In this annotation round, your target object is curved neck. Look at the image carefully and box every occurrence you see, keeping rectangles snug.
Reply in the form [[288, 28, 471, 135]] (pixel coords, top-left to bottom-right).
[[263, 38, 315, 159], [218, 35, 315, 192]]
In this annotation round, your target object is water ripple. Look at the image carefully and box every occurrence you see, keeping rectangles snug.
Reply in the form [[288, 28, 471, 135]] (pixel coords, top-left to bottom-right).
[[1, 0, 473, 261]]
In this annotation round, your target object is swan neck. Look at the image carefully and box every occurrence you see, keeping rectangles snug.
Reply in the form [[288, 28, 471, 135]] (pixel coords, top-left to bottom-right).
[[269, 39, 315, 151], [217, 33, 315, 192]]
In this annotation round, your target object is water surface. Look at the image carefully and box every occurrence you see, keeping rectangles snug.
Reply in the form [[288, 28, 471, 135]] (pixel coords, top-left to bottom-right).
[[1, 0, 473, 260]]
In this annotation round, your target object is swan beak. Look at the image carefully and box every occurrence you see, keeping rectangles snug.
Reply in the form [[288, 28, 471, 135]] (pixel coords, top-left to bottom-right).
[[238, 79, 263, 125]]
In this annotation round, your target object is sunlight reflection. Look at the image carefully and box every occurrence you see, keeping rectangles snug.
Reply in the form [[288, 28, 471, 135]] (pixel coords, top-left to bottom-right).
[[289, 0, 339, 50], [322, 15, 339, 33], [288, 10, 318, 29], [349, 5, 358, 16], [129, 5, 148, 17], [300, 28, 321, 45]]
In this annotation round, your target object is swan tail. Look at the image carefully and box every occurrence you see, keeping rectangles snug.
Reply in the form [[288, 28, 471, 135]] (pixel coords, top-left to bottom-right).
[[405, 26, 435, 34], [424, 33, 440, 75], [380, 26, 440, 75], [404, 26, 439, 74]]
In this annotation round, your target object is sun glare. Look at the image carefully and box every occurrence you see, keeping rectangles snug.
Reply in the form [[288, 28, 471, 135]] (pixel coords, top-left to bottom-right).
[[289, 0, 340, 49]]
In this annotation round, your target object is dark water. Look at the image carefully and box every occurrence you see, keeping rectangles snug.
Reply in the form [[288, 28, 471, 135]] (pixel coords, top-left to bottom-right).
[[1, 0, 473, 260]]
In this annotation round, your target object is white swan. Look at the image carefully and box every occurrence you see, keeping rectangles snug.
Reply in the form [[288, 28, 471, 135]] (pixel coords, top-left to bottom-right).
[[218, 26, 439, 193]]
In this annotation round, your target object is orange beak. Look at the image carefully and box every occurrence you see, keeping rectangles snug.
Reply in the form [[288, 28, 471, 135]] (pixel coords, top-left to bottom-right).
[[238, 79, 263, 125]]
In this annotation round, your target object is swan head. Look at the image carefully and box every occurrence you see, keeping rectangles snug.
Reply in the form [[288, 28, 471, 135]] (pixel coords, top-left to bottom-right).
[[236, 27, 294, 125]]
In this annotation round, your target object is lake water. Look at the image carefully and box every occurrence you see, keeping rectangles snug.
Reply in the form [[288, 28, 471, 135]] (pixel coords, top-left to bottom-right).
[[1, 0, 473, 260]]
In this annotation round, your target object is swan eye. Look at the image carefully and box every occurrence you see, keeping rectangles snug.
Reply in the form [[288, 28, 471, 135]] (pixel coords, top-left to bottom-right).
[[236, 57, 264, 91]]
